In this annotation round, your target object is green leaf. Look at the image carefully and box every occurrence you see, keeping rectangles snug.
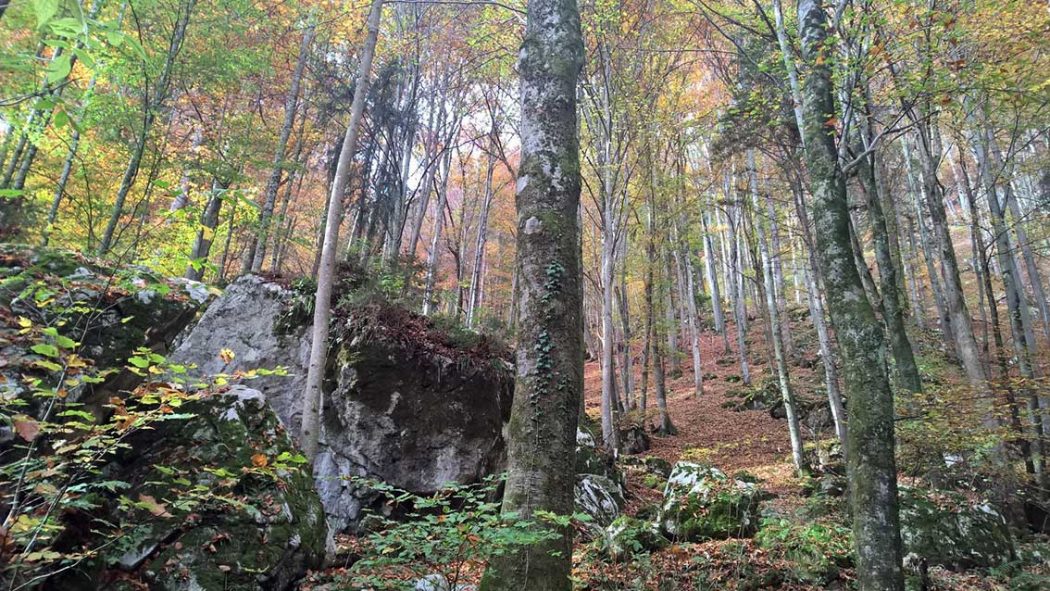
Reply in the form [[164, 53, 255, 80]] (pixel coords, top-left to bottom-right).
[[33, 0, 61, 29], [31, 343, 59, 358], [46, 53, 72, 85], [53, 109, 69, 129]]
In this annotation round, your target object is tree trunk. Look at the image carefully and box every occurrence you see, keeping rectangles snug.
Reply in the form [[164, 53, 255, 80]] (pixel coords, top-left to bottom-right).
[[186, 179, 225, 281], [855, 115, 922, 393], [702, 211, 727, 340], [250, 24, 314, 272], [300, 0, 383, 461], [479, 0, 584, 587], [99, 0, 196, 255], [750, 150, 806, 472], [798, 3, 904, 589], [467, 151, 496, 326], [726, 181, 751, 385], [790, 173, 848, 449], [972, 116, 1046, 482], [421, 146, 454, 315]]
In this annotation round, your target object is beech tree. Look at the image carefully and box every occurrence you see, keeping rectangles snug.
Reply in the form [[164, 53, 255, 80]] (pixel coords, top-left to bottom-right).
[[797, 1, 904, 588], [300, 0, 384, 461], [479, 0, 584, 588]]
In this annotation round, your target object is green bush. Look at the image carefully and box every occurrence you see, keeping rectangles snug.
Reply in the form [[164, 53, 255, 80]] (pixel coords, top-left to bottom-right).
[[345, 475, 576, 590], [755, 515, 853, 584]]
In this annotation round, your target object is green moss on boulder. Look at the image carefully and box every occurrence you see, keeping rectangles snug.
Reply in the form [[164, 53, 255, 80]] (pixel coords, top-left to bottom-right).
[[658, 462, 768, 542], [899, 486, 1014, 570], [107, 387, 327, 590]]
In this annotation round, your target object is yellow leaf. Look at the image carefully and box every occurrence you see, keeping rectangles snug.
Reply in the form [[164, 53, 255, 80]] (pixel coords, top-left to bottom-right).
[[219, 348, 235, 364]]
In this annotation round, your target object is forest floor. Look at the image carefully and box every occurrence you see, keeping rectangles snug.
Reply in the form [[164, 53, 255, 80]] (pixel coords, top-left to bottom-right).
[[576, 322, 832, 590], [574, 315, 1046, 590], [305, 310, 1050, 590]]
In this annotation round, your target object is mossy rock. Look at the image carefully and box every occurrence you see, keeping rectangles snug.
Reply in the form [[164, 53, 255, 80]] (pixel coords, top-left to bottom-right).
[[899, 486, 1013, 570], [658, 462, 768, 542], [600, 515, 667, 561], [0, 246, 208, 410], [102, 387, 328, 590], [575, 428, 621, 485]]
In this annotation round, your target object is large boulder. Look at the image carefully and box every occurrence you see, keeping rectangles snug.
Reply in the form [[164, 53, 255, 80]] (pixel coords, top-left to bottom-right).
[[0, 246, 207, 412], [45, 387, 327, 591], [171, 275, 514, 530], [600, 515, 667, 562], [899, 486, 1014, 570], [658, 462, 766, 542]]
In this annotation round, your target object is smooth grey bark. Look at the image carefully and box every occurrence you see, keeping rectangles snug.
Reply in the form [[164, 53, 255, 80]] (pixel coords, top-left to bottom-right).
[[617, 258, 634, 408], [421, 145, 455, 316], [300, 0, 383, 461], [640, 200, 657, 413], [170, 127, 203, 212], [798, 2, 904, 589], [790, 174, 848, 449], [99, 0, 196, 255], [972, 117, 1046, 481], [702, 211, 727, 339], [749, 151, 806, 471], [479, 0, 584, 587], [44, 127, 80, 245], [466, 150, 497, 326], [914, 125, 988, 391], [599, 188, 621, 449], [767, 190, 793, 357], [903, 139, 954, 348], [959, 148, 1033, 471], [271, 128, 306, 272], [671, 198, 703, 398], [902, 214, 926, 330], [1005, 185, 1050, 343], [250, 24, 315, 272], [725, 176, 751, 385], [663, 251, 681, 376]]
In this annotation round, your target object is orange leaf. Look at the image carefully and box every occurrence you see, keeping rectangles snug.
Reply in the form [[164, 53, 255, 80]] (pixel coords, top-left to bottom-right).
[[251, 453, 269, 468], [13, 415, 39, 442], [139, 494, 172, 517]]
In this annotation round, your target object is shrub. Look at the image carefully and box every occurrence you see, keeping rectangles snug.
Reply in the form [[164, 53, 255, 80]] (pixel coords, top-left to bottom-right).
[[755, 515, 853, 584], [344, 476, 575, 590]]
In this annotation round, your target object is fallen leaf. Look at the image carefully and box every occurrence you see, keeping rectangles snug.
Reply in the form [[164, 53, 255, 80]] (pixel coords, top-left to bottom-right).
[[13, 415, 40, 442], [139, 494, 172, 517], [251, 453, 269, 468]]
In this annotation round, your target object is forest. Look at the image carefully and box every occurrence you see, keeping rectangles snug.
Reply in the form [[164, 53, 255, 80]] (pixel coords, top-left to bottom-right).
[[0, 0, 1049, 589]]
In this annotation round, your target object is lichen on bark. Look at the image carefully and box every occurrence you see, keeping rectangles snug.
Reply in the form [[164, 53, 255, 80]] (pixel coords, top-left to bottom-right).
[[479, 1, 585, 590]]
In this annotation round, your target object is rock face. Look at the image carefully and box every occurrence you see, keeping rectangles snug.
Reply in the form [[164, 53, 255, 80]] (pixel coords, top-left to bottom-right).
[[171, 276, 514, 529], [658, 462, 766, 542], [574, 429, 625, 526], [899, 487, 1014, 570], [102, 387, 328, 591]]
